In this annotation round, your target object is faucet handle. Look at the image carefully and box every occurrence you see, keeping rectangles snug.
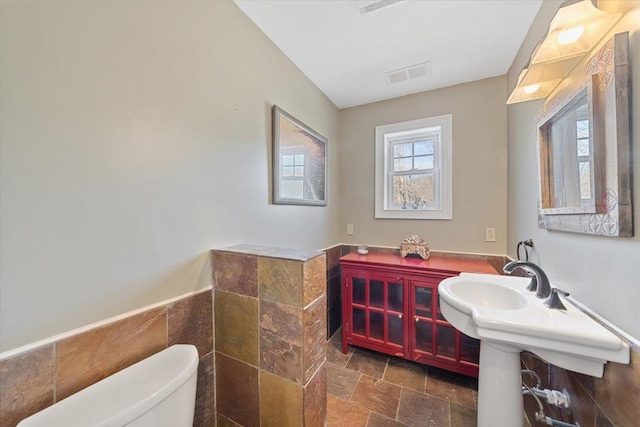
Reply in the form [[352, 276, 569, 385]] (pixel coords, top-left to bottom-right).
[[544, 288, 570, 310], [525, 273, 537, 292]]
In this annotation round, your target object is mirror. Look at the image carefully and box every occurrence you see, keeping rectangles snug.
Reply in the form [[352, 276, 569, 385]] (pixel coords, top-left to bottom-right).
[[537, 32, 632, 237], [539, 88, 601, 214], [272, 106, 327, 206]]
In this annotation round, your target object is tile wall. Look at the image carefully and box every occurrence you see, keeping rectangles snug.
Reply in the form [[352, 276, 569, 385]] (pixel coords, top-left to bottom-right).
[[522, 347, 640, 427], [211, 244, 327, 427], [0, 289, 214, 427]]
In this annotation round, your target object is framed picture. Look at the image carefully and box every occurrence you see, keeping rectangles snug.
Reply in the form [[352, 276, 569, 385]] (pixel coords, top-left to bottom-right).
[[272, 106, 327, 206]]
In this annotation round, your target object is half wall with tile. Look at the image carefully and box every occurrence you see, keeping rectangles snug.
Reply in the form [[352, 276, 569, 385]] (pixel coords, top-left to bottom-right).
[[212, 245, 327, 427], [0, 289, 214, 427]]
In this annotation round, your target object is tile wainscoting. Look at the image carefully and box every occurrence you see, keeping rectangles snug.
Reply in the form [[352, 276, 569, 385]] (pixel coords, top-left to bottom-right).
[[522, 348, 640, 427], [0, 289, 214, 427]]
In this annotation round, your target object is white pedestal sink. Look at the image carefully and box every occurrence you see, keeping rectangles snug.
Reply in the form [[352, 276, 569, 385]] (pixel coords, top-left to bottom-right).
[[438, 273, 629, 427]]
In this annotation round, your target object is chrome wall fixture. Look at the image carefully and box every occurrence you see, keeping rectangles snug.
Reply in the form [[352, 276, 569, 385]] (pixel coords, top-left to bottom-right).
[[507, 0, 620, 104]]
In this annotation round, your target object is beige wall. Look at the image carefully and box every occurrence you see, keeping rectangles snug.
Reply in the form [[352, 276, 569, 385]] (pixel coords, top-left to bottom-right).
[[0, 1, 340, 352], [338, 77, 508, 254], [507, 0, 640, 339]]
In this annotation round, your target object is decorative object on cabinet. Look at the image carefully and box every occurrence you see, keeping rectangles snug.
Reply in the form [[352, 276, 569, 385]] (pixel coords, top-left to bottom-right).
[[357, 245, 369, 255], [272, 106, 327, 206], [537, 32, 632, 237], [340, 252, 497, 378], [507, 0, 621, 104], [400, 234, 430, 259]]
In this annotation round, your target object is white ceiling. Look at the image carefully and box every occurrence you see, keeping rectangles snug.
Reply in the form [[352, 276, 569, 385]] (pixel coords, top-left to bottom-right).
[[234, 0, 543, 109]]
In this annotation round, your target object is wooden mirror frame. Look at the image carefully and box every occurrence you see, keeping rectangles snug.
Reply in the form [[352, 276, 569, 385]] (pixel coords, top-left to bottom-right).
[[536, 32, 632, 237]]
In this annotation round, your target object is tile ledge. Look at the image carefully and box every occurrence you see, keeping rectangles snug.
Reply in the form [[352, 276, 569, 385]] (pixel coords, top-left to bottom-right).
[[214, 244, 323, 262]]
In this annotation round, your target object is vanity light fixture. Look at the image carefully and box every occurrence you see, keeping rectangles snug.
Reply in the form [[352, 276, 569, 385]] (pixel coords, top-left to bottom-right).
[[507, 0, 620, 104], [531, 0, 621, 65]]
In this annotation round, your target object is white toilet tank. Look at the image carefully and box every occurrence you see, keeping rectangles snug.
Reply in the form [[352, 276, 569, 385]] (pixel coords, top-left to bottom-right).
[[18, 344, 199, 427]]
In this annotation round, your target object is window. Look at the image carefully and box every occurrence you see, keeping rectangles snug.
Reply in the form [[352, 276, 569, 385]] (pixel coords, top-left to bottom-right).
[[375, 115, 452, 219]]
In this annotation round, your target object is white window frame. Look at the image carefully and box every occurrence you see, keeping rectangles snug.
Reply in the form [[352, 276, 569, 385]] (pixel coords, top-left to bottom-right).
[[375, 115, 452, 219]]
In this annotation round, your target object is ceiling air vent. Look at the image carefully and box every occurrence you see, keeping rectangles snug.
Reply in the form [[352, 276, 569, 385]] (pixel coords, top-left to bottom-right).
[[384, 62, 432, 86], [355, 0, 405, 15]]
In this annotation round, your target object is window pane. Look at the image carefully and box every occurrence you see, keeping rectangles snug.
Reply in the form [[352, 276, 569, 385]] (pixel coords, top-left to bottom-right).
[[370, 312, 384, 341], [414, 141, 434, 155], [414, 155, 434, 170], [579, 161, 591, 199], [281, 180, 303, 199], [352, 308, 365, 336], [353, 278, 365, 305], [294, 166, 304, 177], [370, 280, 384, 309], [577, 119, 589, 139], [388, 282, 403, 312], [577, 138, 590, 157], [415, 286, 432, 318], [394, 142, 413, 158], [389, 315, 403, 345], [437, 325, 455, 358], [282, 166, 293, 177], [415, 321, 433, 354], [393, 158, 412, 172], [392, 174, 435, 207], [294, 154, 304, 165], [282, 155, 294, 166]]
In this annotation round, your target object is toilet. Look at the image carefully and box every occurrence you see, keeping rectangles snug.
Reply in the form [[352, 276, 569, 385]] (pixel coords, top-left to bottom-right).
[[18, 344, 199, 427]]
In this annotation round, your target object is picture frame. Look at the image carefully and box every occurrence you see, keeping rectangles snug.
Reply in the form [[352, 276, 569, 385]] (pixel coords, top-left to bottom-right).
[[272, 106, 327, 206]]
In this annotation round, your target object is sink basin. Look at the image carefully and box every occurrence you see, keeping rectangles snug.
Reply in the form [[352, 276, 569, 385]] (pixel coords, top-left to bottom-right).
[[447, 281, 526, 310], [438, 273, 630, 427]]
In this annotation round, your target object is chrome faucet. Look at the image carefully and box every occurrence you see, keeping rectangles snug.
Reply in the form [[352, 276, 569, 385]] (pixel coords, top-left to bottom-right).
[[503, 261, 551, 299]]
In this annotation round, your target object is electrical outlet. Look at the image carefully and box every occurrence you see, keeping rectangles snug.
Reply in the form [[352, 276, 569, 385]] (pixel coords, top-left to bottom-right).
[[346, 224, 354, 235], [485, 227, 496, 242]]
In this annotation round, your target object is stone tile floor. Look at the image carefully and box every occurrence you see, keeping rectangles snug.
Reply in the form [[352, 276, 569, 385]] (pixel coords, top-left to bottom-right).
[[326, 330, 480, 427]]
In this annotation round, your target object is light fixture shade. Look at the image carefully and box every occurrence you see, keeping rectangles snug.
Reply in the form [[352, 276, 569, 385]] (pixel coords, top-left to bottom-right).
[[519, 56, 583, 87], [531, 0, 621, 64], [507, 70, 561, 104]]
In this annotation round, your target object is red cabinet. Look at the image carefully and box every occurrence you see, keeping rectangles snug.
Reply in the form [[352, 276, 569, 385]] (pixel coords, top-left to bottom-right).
[[340, 253, 498, 378]]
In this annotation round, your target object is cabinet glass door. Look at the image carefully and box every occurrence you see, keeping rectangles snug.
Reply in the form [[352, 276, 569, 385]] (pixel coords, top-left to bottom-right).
[[387, 282, 404, 346], [411, 282, 435, 357], [347, 272, 404, 352]]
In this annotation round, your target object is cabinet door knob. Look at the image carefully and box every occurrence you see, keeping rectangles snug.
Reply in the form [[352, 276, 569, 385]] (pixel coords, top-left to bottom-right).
[[398, 314, 403, 319], [415, 317, 419, 322]]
